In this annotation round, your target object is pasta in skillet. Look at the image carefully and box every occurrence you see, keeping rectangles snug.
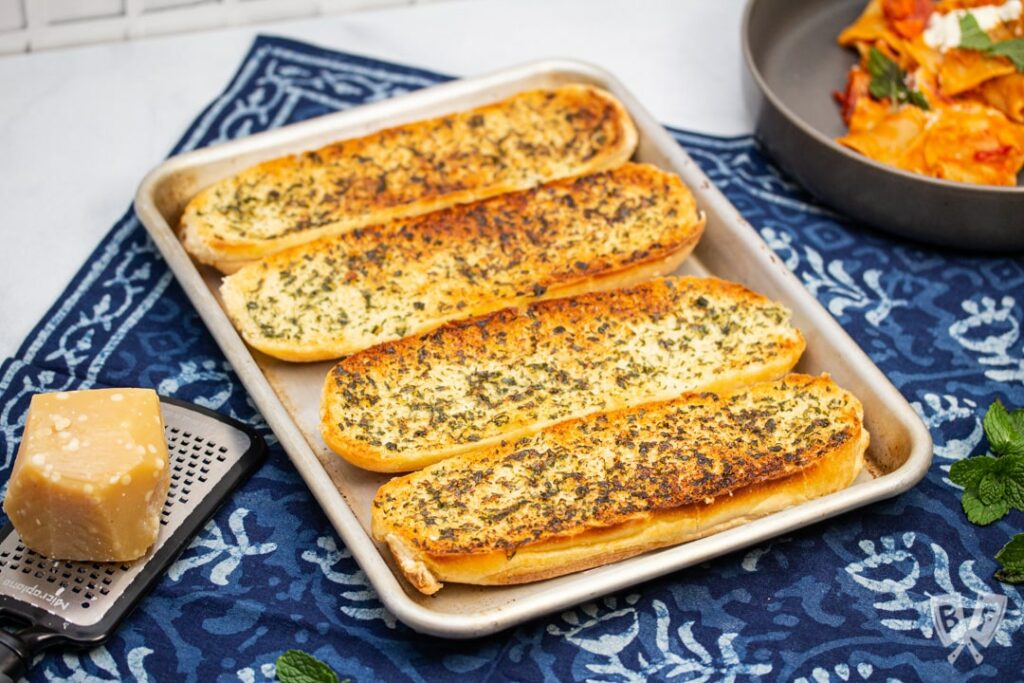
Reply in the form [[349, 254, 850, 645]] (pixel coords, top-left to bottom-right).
[[835, 0, 1024, 185]]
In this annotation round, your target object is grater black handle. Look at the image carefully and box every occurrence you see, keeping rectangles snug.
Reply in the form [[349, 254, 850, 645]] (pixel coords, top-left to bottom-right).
[[0, 629, 32, 681]]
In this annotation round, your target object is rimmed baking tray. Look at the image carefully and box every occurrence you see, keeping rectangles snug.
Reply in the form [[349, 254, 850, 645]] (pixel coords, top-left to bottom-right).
[[134, 59, 933, 639]]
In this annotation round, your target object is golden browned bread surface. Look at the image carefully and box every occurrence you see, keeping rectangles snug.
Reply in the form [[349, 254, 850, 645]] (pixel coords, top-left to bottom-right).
[[182, 84, 638, 270], [221, 163, 705, 362], [372, 374, 867, 594], [322, 276, 805, 472]]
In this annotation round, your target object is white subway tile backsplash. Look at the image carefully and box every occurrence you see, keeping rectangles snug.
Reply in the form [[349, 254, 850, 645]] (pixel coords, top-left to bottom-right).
[[229, 2, 318, 24], [31, 16, 127, 49], [0, 0, 473, 55], [142, 0, 216, 12], [319, 0, 408, 11], [46, 0, 125, 24], [0, 0, 24, 32], [0, 29, 27, 51]]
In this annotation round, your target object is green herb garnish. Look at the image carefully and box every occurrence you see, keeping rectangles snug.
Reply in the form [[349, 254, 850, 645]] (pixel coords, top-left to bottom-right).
[[995, 533, 1024, 584], [866, 47, 930, 110], [950, 401, 1024, 525], [989, 39, 1024, 72], [982, 399, 1024, 456], [951, 454, 1023, 524], [958, 13, 995, 51], [950, 400, 1024, 585], [276, 650, 345, 683], [958, 14, 1024, 72]]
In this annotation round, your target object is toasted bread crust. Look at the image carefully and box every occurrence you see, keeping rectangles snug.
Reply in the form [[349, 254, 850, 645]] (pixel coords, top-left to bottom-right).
[[372, 374, 867, 594], [182, 84, 638, 270], [321, 276, 805, 472], [221, 163, 705, 362]]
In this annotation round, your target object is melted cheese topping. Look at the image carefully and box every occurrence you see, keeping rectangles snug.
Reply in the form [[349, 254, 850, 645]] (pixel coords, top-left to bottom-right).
[[373, 374, 863, 556], [222, 163, 704, 361], [924, 1, 1022, 51], [182, 84, 637, 268], [323, 277, 804, 470]]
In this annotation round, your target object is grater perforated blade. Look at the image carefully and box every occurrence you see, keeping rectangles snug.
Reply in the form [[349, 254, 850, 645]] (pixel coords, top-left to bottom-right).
[[0, 397, 266, 681]]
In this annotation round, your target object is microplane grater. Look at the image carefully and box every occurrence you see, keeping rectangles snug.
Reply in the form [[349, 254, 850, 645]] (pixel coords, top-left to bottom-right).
[[0, 397, 266, 681]]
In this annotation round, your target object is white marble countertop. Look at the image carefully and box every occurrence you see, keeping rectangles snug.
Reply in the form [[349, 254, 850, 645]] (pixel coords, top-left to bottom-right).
[[0, 0, 753, 360]]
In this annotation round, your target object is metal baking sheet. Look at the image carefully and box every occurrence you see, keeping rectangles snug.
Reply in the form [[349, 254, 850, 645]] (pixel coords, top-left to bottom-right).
[[134, 60, 933, 638]]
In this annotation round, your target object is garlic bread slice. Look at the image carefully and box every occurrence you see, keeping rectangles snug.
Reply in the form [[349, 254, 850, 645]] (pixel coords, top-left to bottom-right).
[[221, 163, 704, 362], [183, 84, 638, 271], [322, 276, 804, 472], [372, 374, 868, 594]]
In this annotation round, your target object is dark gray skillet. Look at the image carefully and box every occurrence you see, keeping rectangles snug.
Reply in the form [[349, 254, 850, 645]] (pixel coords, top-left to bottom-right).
[[742, 0, 1024, 251]]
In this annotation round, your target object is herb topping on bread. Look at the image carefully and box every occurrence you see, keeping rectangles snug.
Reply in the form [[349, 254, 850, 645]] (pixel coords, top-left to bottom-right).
[[182, 84, 638, 270], [372, 374, 867, 593], [322, 276, 804, 471], [221, 163, 704, 362]]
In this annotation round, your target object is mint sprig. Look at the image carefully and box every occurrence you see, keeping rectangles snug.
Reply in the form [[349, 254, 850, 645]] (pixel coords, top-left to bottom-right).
[[958, 14, 1024, 72], [276, 650, 343, 683], [950, 401, 1024, 525], [994, 533, 1024, 583], [866, 47, 930, 109], [983, 400, 1024, 456], [952, 400, 1024, 585]]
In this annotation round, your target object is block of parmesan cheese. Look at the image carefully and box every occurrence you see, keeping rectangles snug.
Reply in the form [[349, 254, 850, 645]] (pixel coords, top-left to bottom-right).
[[3, 388, 171, 562]]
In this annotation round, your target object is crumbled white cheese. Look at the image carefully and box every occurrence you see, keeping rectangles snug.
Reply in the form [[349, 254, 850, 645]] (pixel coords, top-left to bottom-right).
[[924, 0, 1023, 52]]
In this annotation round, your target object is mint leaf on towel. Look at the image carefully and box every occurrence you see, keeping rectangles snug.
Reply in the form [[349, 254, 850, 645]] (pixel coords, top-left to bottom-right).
[[982, 400, 1024, 456], [950, 401, 1024, 525], [961, 485, 1011, 525], [953, 400, 1024, 584], [276, 650, 342, 683], [949, 449, 1024, 524], [950, 454, 997, 489], [994, 534, 1024, 584]]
